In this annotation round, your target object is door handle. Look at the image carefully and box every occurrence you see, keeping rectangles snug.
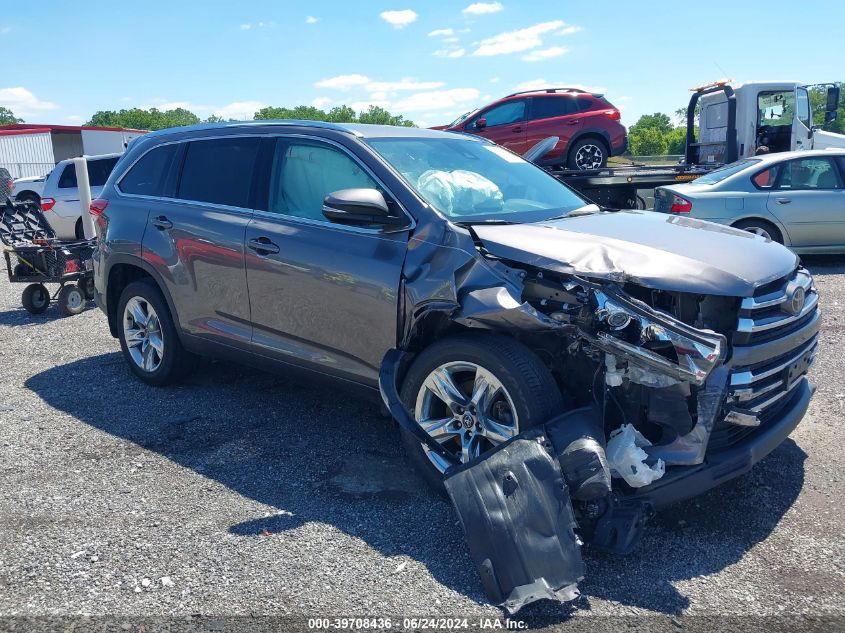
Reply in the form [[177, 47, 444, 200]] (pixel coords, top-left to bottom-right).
[[775, 198, 792, 204], [151, 215, 173, 230], [568, 120, 580, 125], [247, 237, 280, 255], [511, 126, 522, 133]]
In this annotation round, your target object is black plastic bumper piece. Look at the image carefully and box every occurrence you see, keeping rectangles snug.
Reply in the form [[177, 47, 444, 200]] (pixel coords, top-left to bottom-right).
[[626, 379, 814, 509], [444, 429, 584, 614]]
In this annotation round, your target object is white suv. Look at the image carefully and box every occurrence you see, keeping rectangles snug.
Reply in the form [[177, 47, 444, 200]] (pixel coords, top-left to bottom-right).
[[40, 154, 120, 239]]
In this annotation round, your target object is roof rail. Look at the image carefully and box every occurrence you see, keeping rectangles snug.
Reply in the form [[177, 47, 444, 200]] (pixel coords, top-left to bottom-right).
[[503, 87, 595, 98]]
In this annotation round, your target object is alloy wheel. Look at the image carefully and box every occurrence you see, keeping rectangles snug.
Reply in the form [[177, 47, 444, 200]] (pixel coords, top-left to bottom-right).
[[743, 226, 773, 240], [123, 297, 164, 373], [414, 361, 519, 472], [575, 144, 604, 170]]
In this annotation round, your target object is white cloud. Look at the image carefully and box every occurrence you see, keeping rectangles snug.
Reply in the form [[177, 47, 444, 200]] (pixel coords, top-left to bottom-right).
[[312, 97, 333, 108], [557, 25, 583, 35], [213, 100, 267, 120], [315, 74, 372, 90], [379, 9, 418, 29], [522, 46, 569, 62], [489, 77, 501, 83], [393, 88, 480, 112], [306, 16, 319, 24], [462, 2, 503, 15], [315, 75, 444, 94], [443, 36, 460, 43], [0, 26, 11, 35], [367, 79, 444, 92], [472, 20, 563, 56], [514, 79, 606, 93], [240, 21, 275, 31], [428, 28, 455, 37], [350, 100, 392, 112], [65, 115, 84, 123], [0, 87, 59, 118], [434, 48, 466, 58]]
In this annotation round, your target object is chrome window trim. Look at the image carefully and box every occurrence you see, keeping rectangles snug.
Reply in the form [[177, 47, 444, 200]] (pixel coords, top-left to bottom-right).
[[113, 132, 415, 234]]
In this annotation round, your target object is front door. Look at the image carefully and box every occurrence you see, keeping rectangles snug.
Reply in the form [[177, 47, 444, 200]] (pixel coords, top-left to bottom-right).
[[244, 137, 409, 384], [766, 155, 845, 247], [792, 87, 813, 151], [463, 99, 528, 154], [140, 136, 262, 348]]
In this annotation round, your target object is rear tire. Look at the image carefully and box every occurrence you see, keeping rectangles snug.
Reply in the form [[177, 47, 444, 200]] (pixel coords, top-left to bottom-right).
[[74, 219, 85, 240], [78, 277, 96, 301], [733, 219, 783, 244], [567, 137, 608, 170], [117, 280, 196, 386], [21, 283, 50, 315], [58, 284, 85, 316], [399, 334, 563, 493]]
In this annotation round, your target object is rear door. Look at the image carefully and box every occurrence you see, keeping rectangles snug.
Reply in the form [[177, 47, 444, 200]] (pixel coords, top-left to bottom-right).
[[524, 96, 578, 160], [766, 156, 845, 246], [243, 136, 409, 384], [463, 99, 528, 154], [139, 135, 263, 349]]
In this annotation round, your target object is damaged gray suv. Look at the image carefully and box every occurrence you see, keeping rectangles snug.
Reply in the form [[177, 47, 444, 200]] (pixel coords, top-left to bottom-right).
[[92, 121, 818, 611]]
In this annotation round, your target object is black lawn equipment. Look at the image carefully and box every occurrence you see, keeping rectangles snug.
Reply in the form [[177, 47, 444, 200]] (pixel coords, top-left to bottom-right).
[[1, 174, 95, 317]]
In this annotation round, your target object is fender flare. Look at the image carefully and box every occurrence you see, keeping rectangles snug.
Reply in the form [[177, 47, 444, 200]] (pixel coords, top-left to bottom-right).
[[103, 254, 184, 341], [567, 128, 612, 156]]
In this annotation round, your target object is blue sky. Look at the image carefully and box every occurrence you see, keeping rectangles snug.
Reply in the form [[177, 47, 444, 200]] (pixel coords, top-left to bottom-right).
[[2, 0, 844, 128]]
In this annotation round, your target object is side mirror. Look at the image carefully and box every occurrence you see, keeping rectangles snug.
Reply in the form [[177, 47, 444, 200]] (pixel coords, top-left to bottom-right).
[[474, 117, 487, 130], [826, 85, 840, 113], [322, 188, 408, 228]]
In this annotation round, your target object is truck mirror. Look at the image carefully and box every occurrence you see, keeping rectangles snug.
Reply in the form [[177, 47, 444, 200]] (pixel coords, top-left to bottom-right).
[[826, 85, 840, 114]]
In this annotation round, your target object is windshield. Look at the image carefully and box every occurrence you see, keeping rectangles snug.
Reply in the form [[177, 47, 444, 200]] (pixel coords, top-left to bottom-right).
[[693, 159, 761, 184], [449, 110, 477, 127], [366, 137, 589, 223]]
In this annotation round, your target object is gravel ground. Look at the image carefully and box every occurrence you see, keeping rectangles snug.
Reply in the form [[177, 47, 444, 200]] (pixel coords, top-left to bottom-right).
[[0, 257, 844, 631]]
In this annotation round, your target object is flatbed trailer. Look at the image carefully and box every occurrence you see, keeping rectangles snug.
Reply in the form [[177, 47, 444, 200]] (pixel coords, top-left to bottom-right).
[[542, 82, 739, 209], [545, 162, 717, 209]]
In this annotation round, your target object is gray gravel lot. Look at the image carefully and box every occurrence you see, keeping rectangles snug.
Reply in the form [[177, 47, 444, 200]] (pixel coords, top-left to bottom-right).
[[0, 257, 844, 630]]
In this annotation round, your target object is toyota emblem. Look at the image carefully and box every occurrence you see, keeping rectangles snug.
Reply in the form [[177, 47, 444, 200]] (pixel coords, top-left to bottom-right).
[[786, 285, 805, 315]]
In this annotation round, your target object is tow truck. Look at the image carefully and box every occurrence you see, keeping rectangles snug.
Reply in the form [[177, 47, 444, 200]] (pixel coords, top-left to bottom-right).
[[546, 80, 843, 208]]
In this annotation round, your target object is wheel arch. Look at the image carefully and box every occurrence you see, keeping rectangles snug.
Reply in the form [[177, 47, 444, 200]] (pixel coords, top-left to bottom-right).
[[729, 215, 789, 244], [567, 129, 611, 155], [104, 257, 182, 340], [15, 189, 41, 202]]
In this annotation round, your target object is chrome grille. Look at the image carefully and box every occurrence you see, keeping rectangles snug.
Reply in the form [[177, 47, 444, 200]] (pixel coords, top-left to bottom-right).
[[714, 267, 820, 441], [735, 268, 817, 345]]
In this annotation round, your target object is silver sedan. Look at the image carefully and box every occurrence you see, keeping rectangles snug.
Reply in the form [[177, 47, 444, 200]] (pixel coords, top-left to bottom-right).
[[654, 149, 845, 253]]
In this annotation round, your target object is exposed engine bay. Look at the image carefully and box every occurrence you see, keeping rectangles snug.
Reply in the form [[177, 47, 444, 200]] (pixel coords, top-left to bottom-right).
[[380, 211, 818, 614]]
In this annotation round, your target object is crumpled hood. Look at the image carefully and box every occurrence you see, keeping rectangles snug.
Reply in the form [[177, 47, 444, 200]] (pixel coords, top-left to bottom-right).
[[473, 210, 798, 297]]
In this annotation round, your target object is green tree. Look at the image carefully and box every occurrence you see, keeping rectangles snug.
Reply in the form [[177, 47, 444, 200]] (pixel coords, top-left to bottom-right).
[[629, 112, 672, 136], [628, 126, 668, 156], [809, 83, 845, 134], [254, 103, 415, 127], [0, 106, 23, 124], [665, 126, 688, 155], [86, 107, 200, 130]]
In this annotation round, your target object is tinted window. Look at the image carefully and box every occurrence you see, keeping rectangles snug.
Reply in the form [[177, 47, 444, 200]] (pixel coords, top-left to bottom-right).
[[119, 144, 178, 197], [576, 96, 593, 112], [58, 164, 77, 188], [777, 158, 842, 190], [57, 158, 119, 189], [476, 100, 525, 127], [530, 96, 575, 120], [178, 137, 261, 208], [693, 159, 761, 184], [87, 157, 118, 187], [268, 141, 378, 221]]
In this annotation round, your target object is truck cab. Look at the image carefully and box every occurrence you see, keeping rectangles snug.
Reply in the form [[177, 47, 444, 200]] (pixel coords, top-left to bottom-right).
[[693, 81, 843, 163]]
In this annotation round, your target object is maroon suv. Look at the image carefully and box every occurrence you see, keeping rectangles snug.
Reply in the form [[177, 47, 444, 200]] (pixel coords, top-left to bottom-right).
[[437, 88, 627, 170]]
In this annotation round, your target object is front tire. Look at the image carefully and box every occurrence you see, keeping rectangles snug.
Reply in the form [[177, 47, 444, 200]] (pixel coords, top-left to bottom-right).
[[58, 284, 85, 316], [399, 334, 563, 492], [117, 280, 196, 386]]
